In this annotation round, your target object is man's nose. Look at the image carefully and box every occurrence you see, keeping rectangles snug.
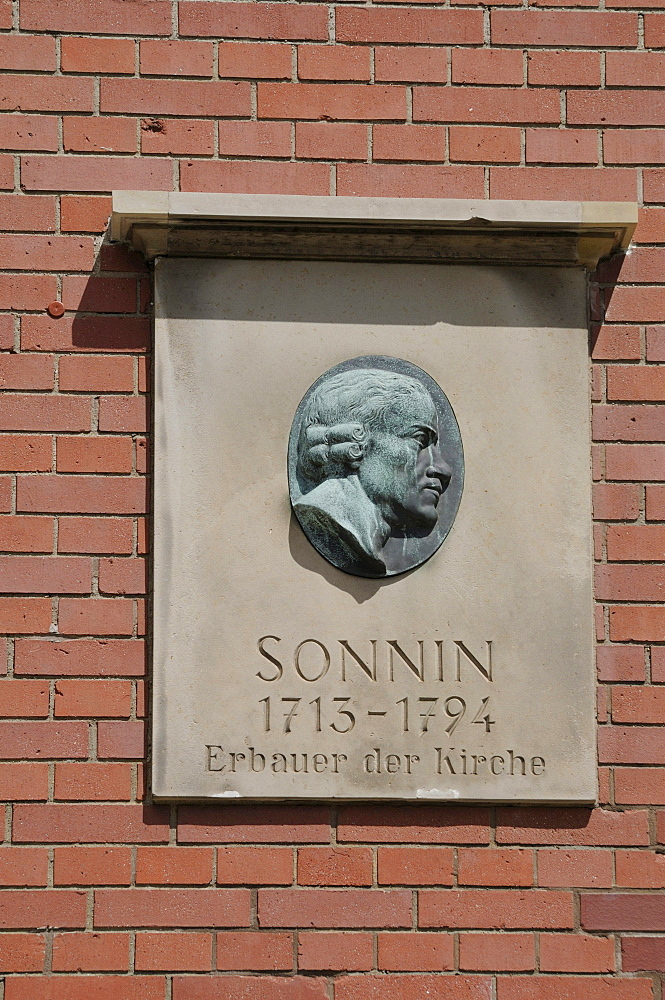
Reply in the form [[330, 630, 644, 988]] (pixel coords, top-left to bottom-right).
[[427, 447, 452, 490]]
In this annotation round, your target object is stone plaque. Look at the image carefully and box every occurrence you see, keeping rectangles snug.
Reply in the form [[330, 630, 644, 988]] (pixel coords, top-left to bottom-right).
[[153, 257, 596, 803]]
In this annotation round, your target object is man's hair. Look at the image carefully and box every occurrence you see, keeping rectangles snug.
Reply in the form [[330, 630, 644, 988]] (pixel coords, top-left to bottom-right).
[[297, 367, 433, 484]]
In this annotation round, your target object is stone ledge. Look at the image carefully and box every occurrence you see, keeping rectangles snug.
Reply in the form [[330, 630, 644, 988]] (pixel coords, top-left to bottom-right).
[[111, 191, 637, 269]]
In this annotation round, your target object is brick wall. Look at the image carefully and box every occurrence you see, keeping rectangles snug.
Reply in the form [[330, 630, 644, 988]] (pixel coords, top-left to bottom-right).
[[0, 0, 663, 997]]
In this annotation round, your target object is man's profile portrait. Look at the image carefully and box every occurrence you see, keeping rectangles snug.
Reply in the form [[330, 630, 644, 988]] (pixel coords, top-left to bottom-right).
[[288, 357, 464, 578]]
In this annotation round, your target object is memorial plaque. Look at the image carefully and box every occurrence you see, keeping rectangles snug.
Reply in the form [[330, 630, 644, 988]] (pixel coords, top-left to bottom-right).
[[153, 257, 596, 803]]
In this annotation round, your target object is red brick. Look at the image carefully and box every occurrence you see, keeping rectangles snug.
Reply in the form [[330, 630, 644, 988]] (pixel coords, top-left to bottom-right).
[[22, 315, 149, 353], [613, 686, 665, 723], [298, 930, 372, 972], [58, 355, 134, 394], [136, 847, 213, 886], [0, 272, 57, 312], [298, 45, 370, 82], [610, 607, 665, 641], [647, 327, 665, 362], [56, 437, 132, 476], [492, 10, 637, 46], [0, 115, 58, 151], [421, 889, 573, 929], [0, 355, 54, 392], [608, 366, 665, 402], [616, 848, 665, 885], [592, 326, 641, 362], [458, 848, 533, 887], [598, 564, 665, 604], [0, 889, 86, 929], [96, 888, 249, 928], [0, 395, 90, 433], [22, 154, 172, 194], [97, 720, 144, 758], [0, 75, 93, 113], [0, 435, 52, 472], [259, 888, 411, 928], [415, 87, 558, 125], [647, 484, 665, 519], [16, 804, 168, 844], [54, 678, 131, 718], [14, 638, 144, 676], [0, 719, 88, 759], [0, 155, 14, 189], [0, 846, 48, 886], [616, 769, 665, 805], [607, 525, 665, 561], [608, 287, 665, 322], [98, 557, 146, 596], [54, 762, 132, 801], [258, 82, 404, 121], [0, 235, 93, 271], [54, 846, 132, 885], [0, 679, 49, 717], [498, 979, 651, 1000], [296, 122, 366, 160], [570, 90, 665, 128], [605, 130, 665, 165], [375, 47, 448, 84], [0, 515, 53, 553], [593, 483, 640, 522], [452, 49, 523, 85], [61, 195, 113, 233], [339, 806, 490, 844], [377, 847, 454, 885], [497, 807, 648, 846], [606, 51, 665, 88], [21, 0, 170, 35], [0, 761, 48, 800], [218, 930, 293, 971], [599, 724, 665, 763], [97, 397, 146, 434], [63, 117, 136, 154], [5, 978, 166, 1000], [373, 124, 446, 162], [52, 931, 129, 972], [527, 50, 601, 87], [297, 847, 372, 886], [141, 118, 215, 157], [527, 129, 597, 164], [605, 444, 665, 482], [450, 126, 520, 163], [336, 8, 483, 44], [540, 933, 614, 972], [181, 1, 327, 39], [491, 166, 636, 200], [18, 475, 147, 515], [58, 597, 133, 636], [58, 517, 132, 556], [183, 807, 318, 844], [459, 932, 534, 971], [60, 36, 135, 74], [180, 159, 329, 195], [102, 78, 249, 118], [646, 13, 665, 46], [337, 163, 483, 198], [378, 931, 454, 971], [219, 121, 291, 158], [219, 42, 292, 79], [0, 194, 56, 232], [582, 892, 665, 931], [140, 39, 213, 77], [135, 931, 212, 971], [623, 936, 665, 973], [217, 846, 293, 885], [335, 976, 491, 1000], [0, 932, 46, 972], [171, 977, 327, 1000], [537, 848, 612, 888], [0, 597, 52, 634]]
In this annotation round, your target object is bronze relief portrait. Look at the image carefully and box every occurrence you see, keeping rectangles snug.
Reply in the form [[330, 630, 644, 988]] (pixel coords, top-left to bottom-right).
[[288, 356, 464, 578]]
